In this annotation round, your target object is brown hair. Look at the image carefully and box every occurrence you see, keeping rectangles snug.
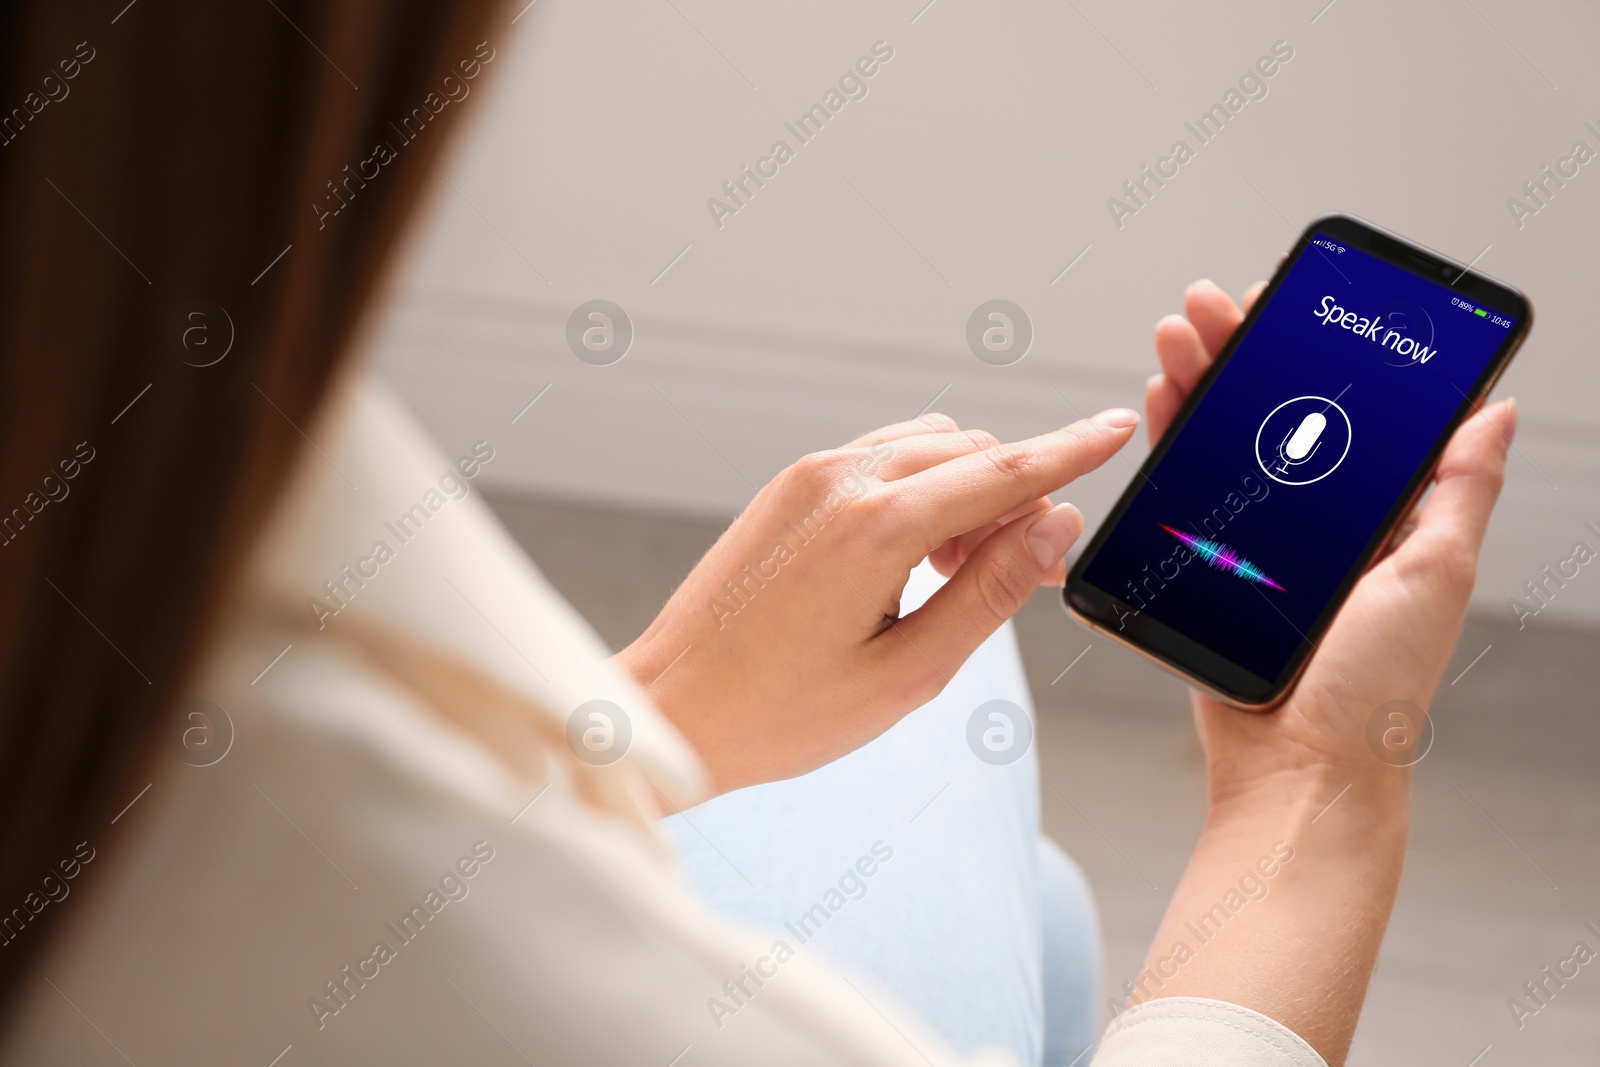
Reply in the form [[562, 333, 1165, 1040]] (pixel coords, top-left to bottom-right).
[[0, 0, 504, 1019]]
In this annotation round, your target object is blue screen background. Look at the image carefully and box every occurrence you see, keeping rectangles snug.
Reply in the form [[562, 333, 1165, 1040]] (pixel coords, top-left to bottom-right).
[[1081, 235, 1516, 680]]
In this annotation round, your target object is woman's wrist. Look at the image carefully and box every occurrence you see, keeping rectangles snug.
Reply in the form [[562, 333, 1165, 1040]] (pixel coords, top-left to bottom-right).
[[1206, 759, 1409, 842], [1131, 760, 1408, 1065], [613, 633, 763, 796]]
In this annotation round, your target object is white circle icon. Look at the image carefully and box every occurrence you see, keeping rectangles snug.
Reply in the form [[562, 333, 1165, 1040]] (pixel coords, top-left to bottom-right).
[[1254, 395, 1352, 486]]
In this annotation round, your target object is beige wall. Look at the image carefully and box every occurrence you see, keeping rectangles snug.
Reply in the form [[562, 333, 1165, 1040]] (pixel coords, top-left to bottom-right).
[[374, 0, 1600, 624]]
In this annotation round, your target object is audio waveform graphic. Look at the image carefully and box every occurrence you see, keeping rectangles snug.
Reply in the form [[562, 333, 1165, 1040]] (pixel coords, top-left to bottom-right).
[[1158, 525, 1287, 592]]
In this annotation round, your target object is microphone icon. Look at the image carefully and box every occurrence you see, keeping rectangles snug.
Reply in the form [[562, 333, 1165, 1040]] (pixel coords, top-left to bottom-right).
[[1273, 412, 1326, 477], [1255, 395, 1350, 486]]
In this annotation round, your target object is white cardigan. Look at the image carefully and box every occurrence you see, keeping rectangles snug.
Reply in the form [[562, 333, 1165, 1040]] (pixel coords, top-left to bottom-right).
[[1, 380, 1326, 1067]]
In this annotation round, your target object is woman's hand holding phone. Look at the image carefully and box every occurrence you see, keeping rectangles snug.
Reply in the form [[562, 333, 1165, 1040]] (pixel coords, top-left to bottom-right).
[[1134, 280, 1516, 1065], [1151, 279, 1514, 803]]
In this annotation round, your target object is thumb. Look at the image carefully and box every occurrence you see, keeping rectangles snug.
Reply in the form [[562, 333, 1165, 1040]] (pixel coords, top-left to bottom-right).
[[893, 504, 1084, 682]]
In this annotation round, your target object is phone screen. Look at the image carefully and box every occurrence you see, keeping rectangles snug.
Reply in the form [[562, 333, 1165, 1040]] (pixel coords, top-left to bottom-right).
[[1075, 229, 1520, 686]]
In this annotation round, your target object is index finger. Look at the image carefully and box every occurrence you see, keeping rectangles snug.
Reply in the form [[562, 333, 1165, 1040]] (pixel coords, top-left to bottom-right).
[[891, 409, 1139, 549]]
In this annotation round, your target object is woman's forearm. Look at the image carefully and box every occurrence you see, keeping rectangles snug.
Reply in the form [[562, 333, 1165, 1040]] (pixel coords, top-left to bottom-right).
[[1094, 286, 1508, 1066], [1121, 766, 1408, 1066]]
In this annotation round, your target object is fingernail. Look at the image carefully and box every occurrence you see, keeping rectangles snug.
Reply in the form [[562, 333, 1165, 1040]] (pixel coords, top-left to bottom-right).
[[1503, 397, 1518, 439], [1026, 504, 1084, 569], [1092, 407, 1140, 429]]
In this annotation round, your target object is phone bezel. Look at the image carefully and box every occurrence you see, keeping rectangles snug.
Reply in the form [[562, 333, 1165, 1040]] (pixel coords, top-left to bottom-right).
[[1063, 212, 1533, 708]]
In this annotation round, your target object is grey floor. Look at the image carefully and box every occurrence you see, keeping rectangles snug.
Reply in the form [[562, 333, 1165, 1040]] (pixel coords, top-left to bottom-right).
[[490, 492, 1600, 1066]]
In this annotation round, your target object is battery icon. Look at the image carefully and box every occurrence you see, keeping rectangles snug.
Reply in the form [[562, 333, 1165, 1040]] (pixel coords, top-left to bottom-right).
[[1474, 308, 1488, 317]]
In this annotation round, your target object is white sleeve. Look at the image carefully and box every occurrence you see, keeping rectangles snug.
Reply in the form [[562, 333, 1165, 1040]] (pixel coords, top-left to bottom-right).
[[1091, 998, 1328, 1067]]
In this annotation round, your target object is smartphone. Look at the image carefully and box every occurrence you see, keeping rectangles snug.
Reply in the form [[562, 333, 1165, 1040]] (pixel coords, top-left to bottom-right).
[[1064, 213, 1532, 709]]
